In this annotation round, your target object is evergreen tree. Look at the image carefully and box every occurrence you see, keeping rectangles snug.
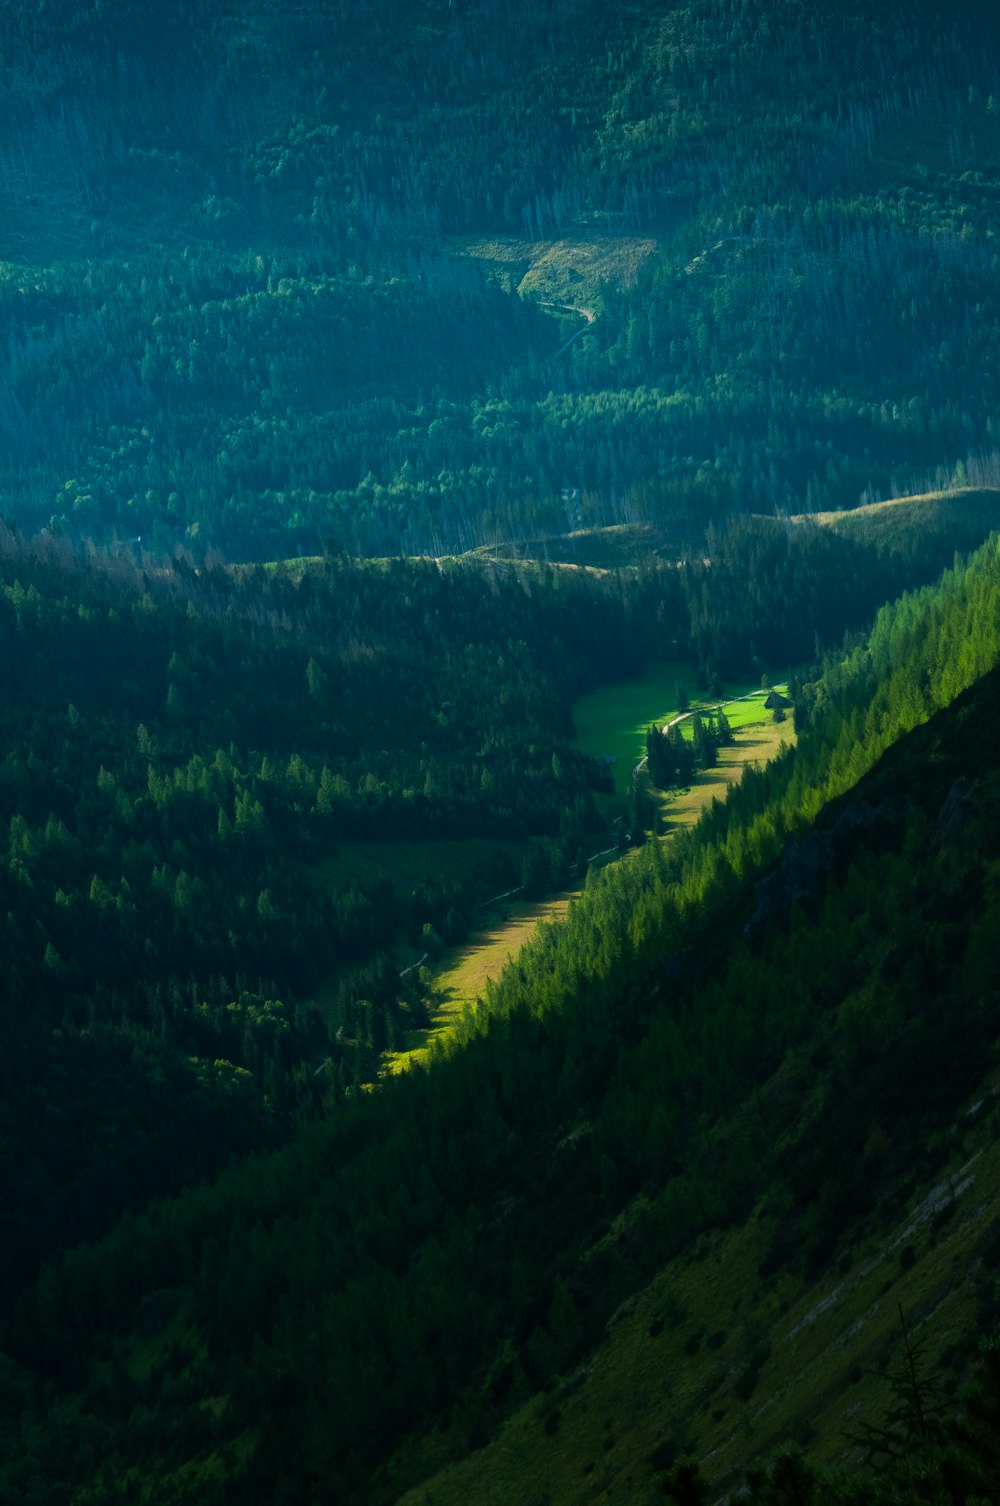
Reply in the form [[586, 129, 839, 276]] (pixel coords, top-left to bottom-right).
[[691, 713, 717, 769], [669, 725, 696, 785], [646, 724, 674, 789]]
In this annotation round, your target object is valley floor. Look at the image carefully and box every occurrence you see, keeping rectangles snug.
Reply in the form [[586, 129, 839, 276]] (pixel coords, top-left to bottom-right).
[[658, 718, 794, 832], [389, 707, 795, 1070]]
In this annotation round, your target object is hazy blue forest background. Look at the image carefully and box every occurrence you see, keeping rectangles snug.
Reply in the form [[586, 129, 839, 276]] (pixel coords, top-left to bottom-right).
[[2, 0, 1000, 557]]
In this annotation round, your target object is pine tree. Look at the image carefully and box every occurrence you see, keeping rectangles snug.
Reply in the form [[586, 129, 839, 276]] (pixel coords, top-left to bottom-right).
[[669, 725, 695, 785], [662, 1457, 709, 1506], [957, 1339, 1000, 1498], [847, 1308, 948, 1467], [646, 724, 674, 788], [691, 714, 717, 769]]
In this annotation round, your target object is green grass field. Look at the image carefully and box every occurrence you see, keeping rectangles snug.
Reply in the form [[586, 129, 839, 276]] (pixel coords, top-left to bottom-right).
[[572, 666, 789, 792], [572, 661, 704, 793], [384, 891, 577, 1074], [673, 689, 790, 738]]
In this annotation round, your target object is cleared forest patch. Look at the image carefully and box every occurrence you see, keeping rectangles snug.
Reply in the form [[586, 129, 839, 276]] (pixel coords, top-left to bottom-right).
[[797, 486, 1000, 553], [454, 231, 657, 311], [572, 660, 705, 794], [383, 891, 577, 1073], [659, 719, 795, 831]]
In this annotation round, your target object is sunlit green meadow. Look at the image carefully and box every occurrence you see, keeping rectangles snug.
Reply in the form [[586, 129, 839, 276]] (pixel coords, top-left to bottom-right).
[[572, 663, 791, 789], [383, 891, 577, 1074], [571, 660, 704, 792]]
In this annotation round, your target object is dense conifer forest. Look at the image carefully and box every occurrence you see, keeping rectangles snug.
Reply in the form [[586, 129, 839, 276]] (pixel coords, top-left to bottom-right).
[[7, 502, 1000, 1504], [0, 512, 953, 1316], [5, 0, 1000, 1502], [2, 0, 1000, 555]]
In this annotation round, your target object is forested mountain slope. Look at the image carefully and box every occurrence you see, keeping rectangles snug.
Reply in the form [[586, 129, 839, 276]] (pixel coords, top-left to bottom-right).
[[7, 1, 1000, 1501], [0, 501, 958, 1323], [6, 531, 1000, 1502], [0, 532, 656, 1306], [2, 0, 1000, 555]]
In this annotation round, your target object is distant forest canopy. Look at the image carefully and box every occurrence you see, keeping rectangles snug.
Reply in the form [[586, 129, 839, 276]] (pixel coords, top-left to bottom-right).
[[2, 0, 1000, 556]]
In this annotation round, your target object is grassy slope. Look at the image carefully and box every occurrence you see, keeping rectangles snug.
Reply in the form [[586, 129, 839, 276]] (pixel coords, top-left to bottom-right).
[[457, 524, 675, 570], [384, 892, 578, 1073], [658, 718, 794, 832], [797, 487, 1000, 552], [394, 1103, 999, 1506]]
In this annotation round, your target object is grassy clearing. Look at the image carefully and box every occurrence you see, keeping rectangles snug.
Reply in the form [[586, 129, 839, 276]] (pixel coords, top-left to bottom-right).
[[672, 691, 790, 739], [795, 486, 1000, 552], [452, 546, 612, 577], [572, 661, 705, 794], [797, 486, 971, 528], [454, 232, 657, 312], [394, 1081, 1000, 1506], [383, 892, 577, 1073], [459, 522, 677, 571], [711, 691, 788, 730], [658, 719, 795, 832], [572, 668, 788, 794]]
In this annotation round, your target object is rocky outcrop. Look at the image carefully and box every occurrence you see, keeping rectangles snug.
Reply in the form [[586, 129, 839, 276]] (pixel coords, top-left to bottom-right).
[[744, 800, 891, 940]]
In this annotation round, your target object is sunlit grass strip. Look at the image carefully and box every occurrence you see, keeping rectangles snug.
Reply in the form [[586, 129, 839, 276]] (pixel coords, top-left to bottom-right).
[[658, 720, 796, 830], [573, 666, 790, 787], [384, 892, 577, 1074]]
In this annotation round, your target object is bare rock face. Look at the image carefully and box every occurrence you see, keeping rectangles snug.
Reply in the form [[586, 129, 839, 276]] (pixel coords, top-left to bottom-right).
[[933, 777, 979, 845]]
